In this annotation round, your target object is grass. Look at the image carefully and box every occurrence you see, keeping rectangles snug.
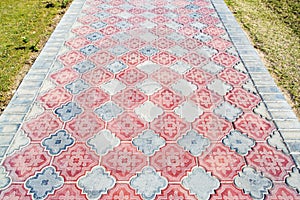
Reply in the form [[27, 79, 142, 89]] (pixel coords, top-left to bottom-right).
[[225, 0, 300, 117], [0, 0, 72, 113]]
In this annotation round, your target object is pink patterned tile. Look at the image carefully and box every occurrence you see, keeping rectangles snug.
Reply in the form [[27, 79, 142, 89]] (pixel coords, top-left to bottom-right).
[[107, 7, 123, 14], [121, 51, 148, 67], [3, 144, 51, 181], [58, 50, 86, 67], [108, 0, 124, 6], [180, 38, 203, 50], [100, 25, 121, 36], [102, 143, 147, 181], [246, 143, 294, 181], [150, 25, 173, 37], [218, 68, 248, 86], [151, 7, 168, 14], [150, 112, 189, 140], [157, 184, 197, 199], [116, 68, 147, 86], [184, 68, 213, 88], [124, 37, 146, 49], [192, 113, 232, 141], [89, 51, 115, 66], [151, 144, 196, 182], [65, 112, 105, 141], [94, 37, 117, 49], [65, 37, 91, 49], [107, 112, 147, 140], [190, 88, 222, 111], [150, 88, 184, 110], [152, 37, 175, 50], [202, 26, 226, 37], [225, 88, 261, 110], [129, 8, 146, 15], [266, 184, 300, 200], [151, 15, 170, 24], [38, 87, 72, 109], [0, 184, 31, 200], [198, 7, 215, 15], [211, 183, 251, 200], [175, 15, 194, 24], [75, 87, 110, 109], [151, 51, 177, 66], [49, 184, 86, 200], [50, 68, 79, 86], [235, 113, 275, 140], [207, 38, 232, 51], [199, 144, 245, 181], [151, 67, 181, 87], [23, 111, 63, 141], [52, 143, 98, 181], [112, 88, 147, 110], [101, 184, 142, 200], [199, 15, 220, 25], [82, 7, 101, 15], [71, 25, 96, 36], [82, 67, 113, 86], [77, 15, 99, 25], [212, 52, 239, 68], [103, 16, 122, 24], [128, 16, 147, 24], [182, 52, 208, 67], [179, 26, 198, 37]]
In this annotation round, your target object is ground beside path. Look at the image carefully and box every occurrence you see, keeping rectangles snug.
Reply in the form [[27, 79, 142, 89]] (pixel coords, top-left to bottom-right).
[[0, 0, 299, 199]]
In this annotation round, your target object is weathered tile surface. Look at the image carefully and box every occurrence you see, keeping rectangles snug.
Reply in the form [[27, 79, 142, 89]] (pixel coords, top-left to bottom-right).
[[0, 0, 299, 199]]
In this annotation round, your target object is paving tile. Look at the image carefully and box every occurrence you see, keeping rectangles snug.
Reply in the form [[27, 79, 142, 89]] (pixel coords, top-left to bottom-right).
[[0, 0, 299, 198]]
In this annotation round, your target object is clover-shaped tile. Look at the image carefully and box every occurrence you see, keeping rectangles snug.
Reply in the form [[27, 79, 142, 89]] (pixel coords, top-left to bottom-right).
[[42, 130, 75, 156], [182, 167, 220, 200], [94, 101, 123, 122], [177, 130, 210, 156], [234, 167, 272, 199], [130, 166, 167, 199], [25, 166, 64, 199], [222, 130, 255, 156], [132, 130, 165, 156], [54, 102, 82, 122], [77, 166, 115, 199], [87, 130, 120, 156]]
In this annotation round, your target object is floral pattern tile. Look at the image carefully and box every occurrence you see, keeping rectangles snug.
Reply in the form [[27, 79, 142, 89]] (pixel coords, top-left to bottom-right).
[[1, 0, 298, 198]]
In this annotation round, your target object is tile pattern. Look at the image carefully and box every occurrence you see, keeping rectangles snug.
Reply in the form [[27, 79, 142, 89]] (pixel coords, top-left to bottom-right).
[[0, 0, 299, 199]]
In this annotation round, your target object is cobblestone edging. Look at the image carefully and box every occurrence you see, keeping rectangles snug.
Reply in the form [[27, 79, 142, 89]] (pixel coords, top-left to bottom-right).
[[0, 0, 85, 162], [211, 0, 300, 167]]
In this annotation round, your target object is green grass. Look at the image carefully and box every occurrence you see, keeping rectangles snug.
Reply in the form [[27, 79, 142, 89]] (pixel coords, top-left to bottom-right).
[[0, 0, 71, 112], [225, 0, 300, 116]]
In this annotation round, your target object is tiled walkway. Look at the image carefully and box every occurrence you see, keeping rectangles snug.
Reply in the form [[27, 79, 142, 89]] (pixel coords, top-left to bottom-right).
[[0, 0, 300, 199]]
